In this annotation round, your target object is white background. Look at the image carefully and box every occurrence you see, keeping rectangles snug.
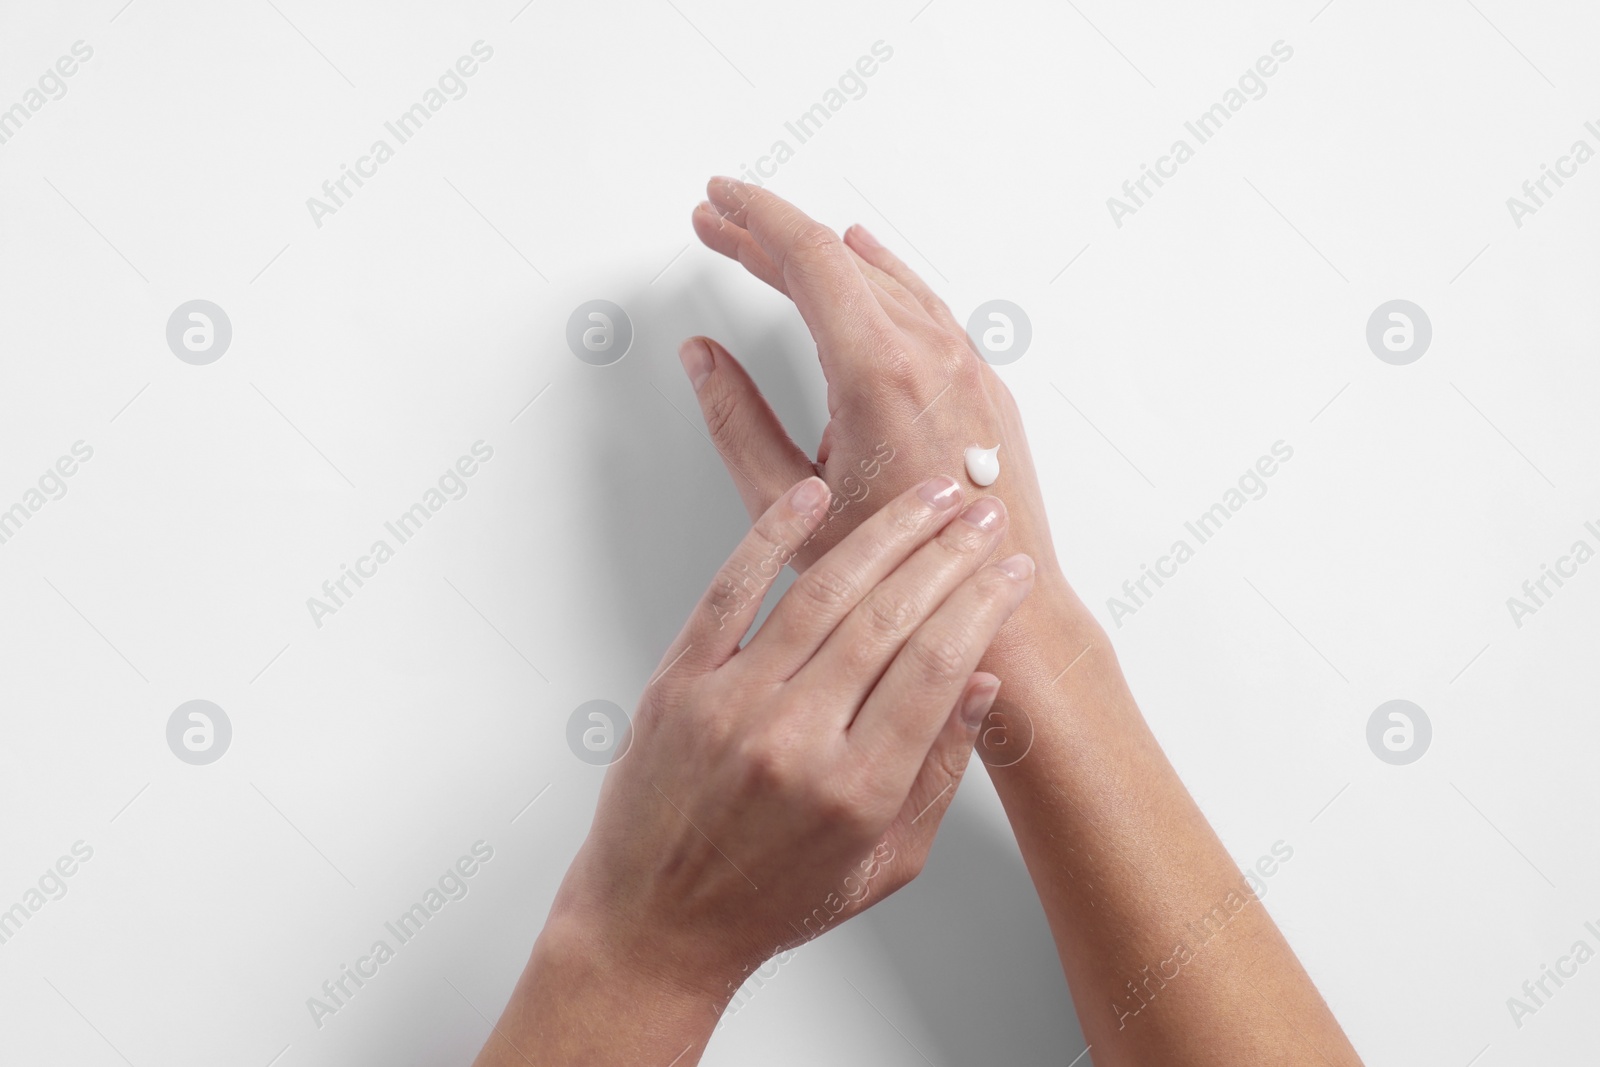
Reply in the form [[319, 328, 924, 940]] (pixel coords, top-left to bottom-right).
[[2, 1, 1597, 1064]]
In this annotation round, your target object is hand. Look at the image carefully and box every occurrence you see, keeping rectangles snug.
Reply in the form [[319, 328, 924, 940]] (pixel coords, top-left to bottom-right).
[[683, 178, 1067, 620], [546, 474, 1033, 1003]]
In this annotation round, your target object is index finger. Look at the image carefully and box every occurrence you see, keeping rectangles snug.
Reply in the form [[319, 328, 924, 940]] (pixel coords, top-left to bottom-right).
[[705, 177, 893, 377], [665, 476, 832, 676]]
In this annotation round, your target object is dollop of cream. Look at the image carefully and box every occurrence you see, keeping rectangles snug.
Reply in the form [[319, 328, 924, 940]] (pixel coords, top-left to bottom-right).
[[965, 444, 1000, 487]]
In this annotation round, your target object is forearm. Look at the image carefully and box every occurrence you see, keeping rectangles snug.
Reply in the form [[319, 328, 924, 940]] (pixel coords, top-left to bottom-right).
[[980, 578, 1361, 1066], [472, 908, 725, 1067]]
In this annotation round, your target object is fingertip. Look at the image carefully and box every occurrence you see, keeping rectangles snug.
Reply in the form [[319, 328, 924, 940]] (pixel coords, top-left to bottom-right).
[[707, 175, 750, 213], [957, 495, 1007, 532], [846, 224, 882, 252], [677, 336, 714, 391], [788, 475, 830, 517], [996, 553, 1034, 581], [692, 200, 731, 242], [915, 474, 962, 510], [959, 674, 1002, 730]]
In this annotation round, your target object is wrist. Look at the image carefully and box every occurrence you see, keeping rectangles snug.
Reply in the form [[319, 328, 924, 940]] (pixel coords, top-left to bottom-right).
[[542, 870, 745, 1009], [519, 905, 731, 1059], [983, 567, 1106, 691], [473, 892, 731, 1067]]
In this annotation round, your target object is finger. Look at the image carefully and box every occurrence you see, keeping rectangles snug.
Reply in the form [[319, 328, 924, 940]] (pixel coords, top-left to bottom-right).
[[692, 200, 786, 297], [891, 674, 999, 845], [793, 496, 1008, 715], [679, 336, 814, 522], [848, 554, 1035, 790], [706, 177, 893, 379], [665, 476, 831, 675], [843, 224, 973, 349], [696, 199, 923, 333], [742, 475, 966, 678], [844, 246, 934, 329], [694, 196, 917, 391]]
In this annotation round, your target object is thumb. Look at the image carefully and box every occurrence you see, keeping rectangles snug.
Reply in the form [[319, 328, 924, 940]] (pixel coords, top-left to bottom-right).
[[678, 336, 814, 522]]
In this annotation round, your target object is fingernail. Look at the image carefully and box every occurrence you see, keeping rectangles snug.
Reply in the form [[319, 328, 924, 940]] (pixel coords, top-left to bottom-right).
[[917, 475, 961, 509], [996, 553, 1034, 580], [851, 224, 882, 250], [678, 337, 714, 391], [960, 678, 1001, 729], [697, 199, 729, 230], [959, 497, 1006, 531], [708, 175, 747, 205], [790, 477, 828, 515]]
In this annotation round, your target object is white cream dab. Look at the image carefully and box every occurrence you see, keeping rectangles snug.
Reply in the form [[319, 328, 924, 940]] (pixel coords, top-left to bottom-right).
[[965, 444, 1000, 487]]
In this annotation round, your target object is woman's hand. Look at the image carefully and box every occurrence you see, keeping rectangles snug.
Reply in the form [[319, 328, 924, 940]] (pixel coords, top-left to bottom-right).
[[684, 178, 1068, 625], [542, 473, 1032, 1012], [479, 475, 1034, 1065]]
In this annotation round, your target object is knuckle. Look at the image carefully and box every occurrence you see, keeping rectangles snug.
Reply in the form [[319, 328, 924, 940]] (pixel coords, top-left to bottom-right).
[[706, 523, 793, 629], [932, 517, 988, 560], [813, 780, 878, 834], [874, 273, 912, 303], [938, 338, 984, 379], [905, 630, 969, 687], [885, 493, 933, 538], [788, 224, 841, 263], [784, 233, 849, 285], [863, 587, 921, 639], [976, 565, 1023, 603], [796, 564, 861, 613], [704, 563, 759, 629], [690, 698, 736, 749], [735, 732, 799, 795], [700, 386, 741, 446], [745, 520, 795, 577], [833, 636, 882, 681], [930, 739, 972, 789], [877, 345, 919, 389]]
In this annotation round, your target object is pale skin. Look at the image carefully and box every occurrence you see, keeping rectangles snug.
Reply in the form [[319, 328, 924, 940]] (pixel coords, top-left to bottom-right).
[[474, 178, 1365, 1066]]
